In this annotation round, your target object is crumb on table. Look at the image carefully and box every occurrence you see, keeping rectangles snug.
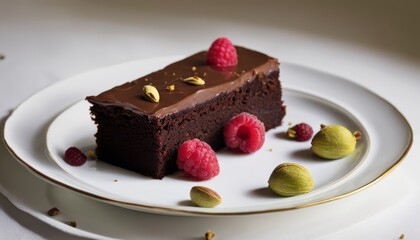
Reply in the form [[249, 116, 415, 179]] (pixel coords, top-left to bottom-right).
[[205, 230, 215, 240], [68, 221, 77, 228], [47, 207, 60, 216]]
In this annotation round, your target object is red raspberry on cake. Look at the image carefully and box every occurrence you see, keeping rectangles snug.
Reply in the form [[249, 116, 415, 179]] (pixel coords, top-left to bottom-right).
[[287, 123, 313, 141], [64, 147, 87, 166], [206, 37, 238, 68], [177, 139, 220, 180], [224, 112, 265, 153]]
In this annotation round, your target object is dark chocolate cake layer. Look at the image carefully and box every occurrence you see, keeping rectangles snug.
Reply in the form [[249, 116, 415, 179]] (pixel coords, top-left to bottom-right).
[[86, 46, 286, 179]]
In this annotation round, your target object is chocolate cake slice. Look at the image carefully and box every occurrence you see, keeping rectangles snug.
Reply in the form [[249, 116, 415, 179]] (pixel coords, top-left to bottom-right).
[[86, 46, 286, 179]]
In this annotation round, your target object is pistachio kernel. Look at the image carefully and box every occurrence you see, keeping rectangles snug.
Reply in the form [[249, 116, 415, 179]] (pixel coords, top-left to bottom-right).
[[143, 85, 160, 103], [166, 85, 175, 91], [183, 76, 205, 86], [190, 186, 222, 208]]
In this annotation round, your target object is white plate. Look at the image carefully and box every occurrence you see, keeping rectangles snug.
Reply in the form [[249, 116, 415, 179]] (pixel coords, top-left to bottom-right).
[[4, 57, 412, 216]]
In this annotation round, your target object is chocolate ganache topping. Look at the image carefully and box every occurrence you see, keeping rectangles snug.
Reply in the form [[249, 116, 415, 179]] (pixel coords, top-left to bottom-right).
[[86, 46, 279, 117]]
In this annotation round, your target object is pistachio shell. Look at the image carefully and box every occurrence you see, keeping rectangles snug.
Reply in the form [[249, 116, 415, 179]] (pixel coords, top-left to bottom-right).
[[143, 85, 160, 103], [190, 186, 222, 208], [268, 163, 314, 197], [183, 76, 205, 86], [311, 125, 361, 159]]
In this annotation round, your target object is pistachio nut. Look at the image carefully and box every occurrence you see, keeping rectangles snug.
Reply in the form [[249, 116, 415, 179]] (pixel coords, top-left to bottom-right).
[[268, 163, 314, 197], [311, 124, 362, 159], [183, 76, 205, 86], [190, 186, 222, 208], [143, 85, 160, 103]]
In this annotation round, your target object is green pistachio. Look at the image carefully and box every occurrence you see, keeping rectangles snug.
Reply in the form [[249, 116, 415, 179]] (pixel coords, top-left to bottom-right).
[[143, 85, 160, 103], [311, 125, 362, 159], [268, 163, 314, 197], [190, 186, 222, 208], [183, 76, 205, 86]]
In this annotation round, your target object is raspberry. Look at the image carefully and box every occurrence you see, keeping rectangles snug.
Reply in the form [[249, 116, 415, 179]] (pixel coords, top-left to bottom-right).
[[64, 147, 87, 166], [223, 112, 265, 153], [177, 139, 220, 180], [288, 123, 313, 141], [206, 37, 238, 68]]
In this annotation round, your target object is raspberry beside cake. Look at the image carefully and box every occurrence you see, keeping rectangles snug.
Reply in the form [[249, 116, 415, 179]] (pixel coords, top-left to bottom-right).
[[86, 41, 286, 179]]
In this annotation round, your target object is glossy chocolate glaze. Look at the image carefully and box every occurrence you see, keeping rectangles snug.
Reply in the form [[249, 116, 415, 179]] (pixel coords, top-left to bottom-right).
[[86, 46, 279, 117]]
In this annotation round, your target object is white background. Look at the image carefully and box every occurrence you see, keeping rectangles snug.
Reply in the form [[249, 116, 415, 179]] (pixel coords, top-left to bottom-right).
[[1, 0, 419, 239]]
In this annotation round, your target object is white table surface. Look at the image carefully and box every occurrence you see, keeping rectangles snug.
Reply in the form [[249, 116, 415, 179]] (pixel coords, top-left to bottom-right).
[[1, 0, 419, 239]]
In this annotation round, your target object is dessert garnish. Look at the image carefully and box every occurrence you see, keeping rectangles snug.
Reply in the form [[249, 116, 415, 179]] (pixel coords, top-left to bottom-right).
[[311, 124, 362, 159], [177, 138, 220, 180], [268, 163, 314, 197], [183, 76, 205, 86], [190, 186, 222, 208], [206, 37, 238, 68], [287, 122, 313, 141], [166, 84, 175, 91], [143, 85, 160, 103], [287, 123, 314, 142], [223, 112, 265, 153], [64, 147, 87, 166]]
